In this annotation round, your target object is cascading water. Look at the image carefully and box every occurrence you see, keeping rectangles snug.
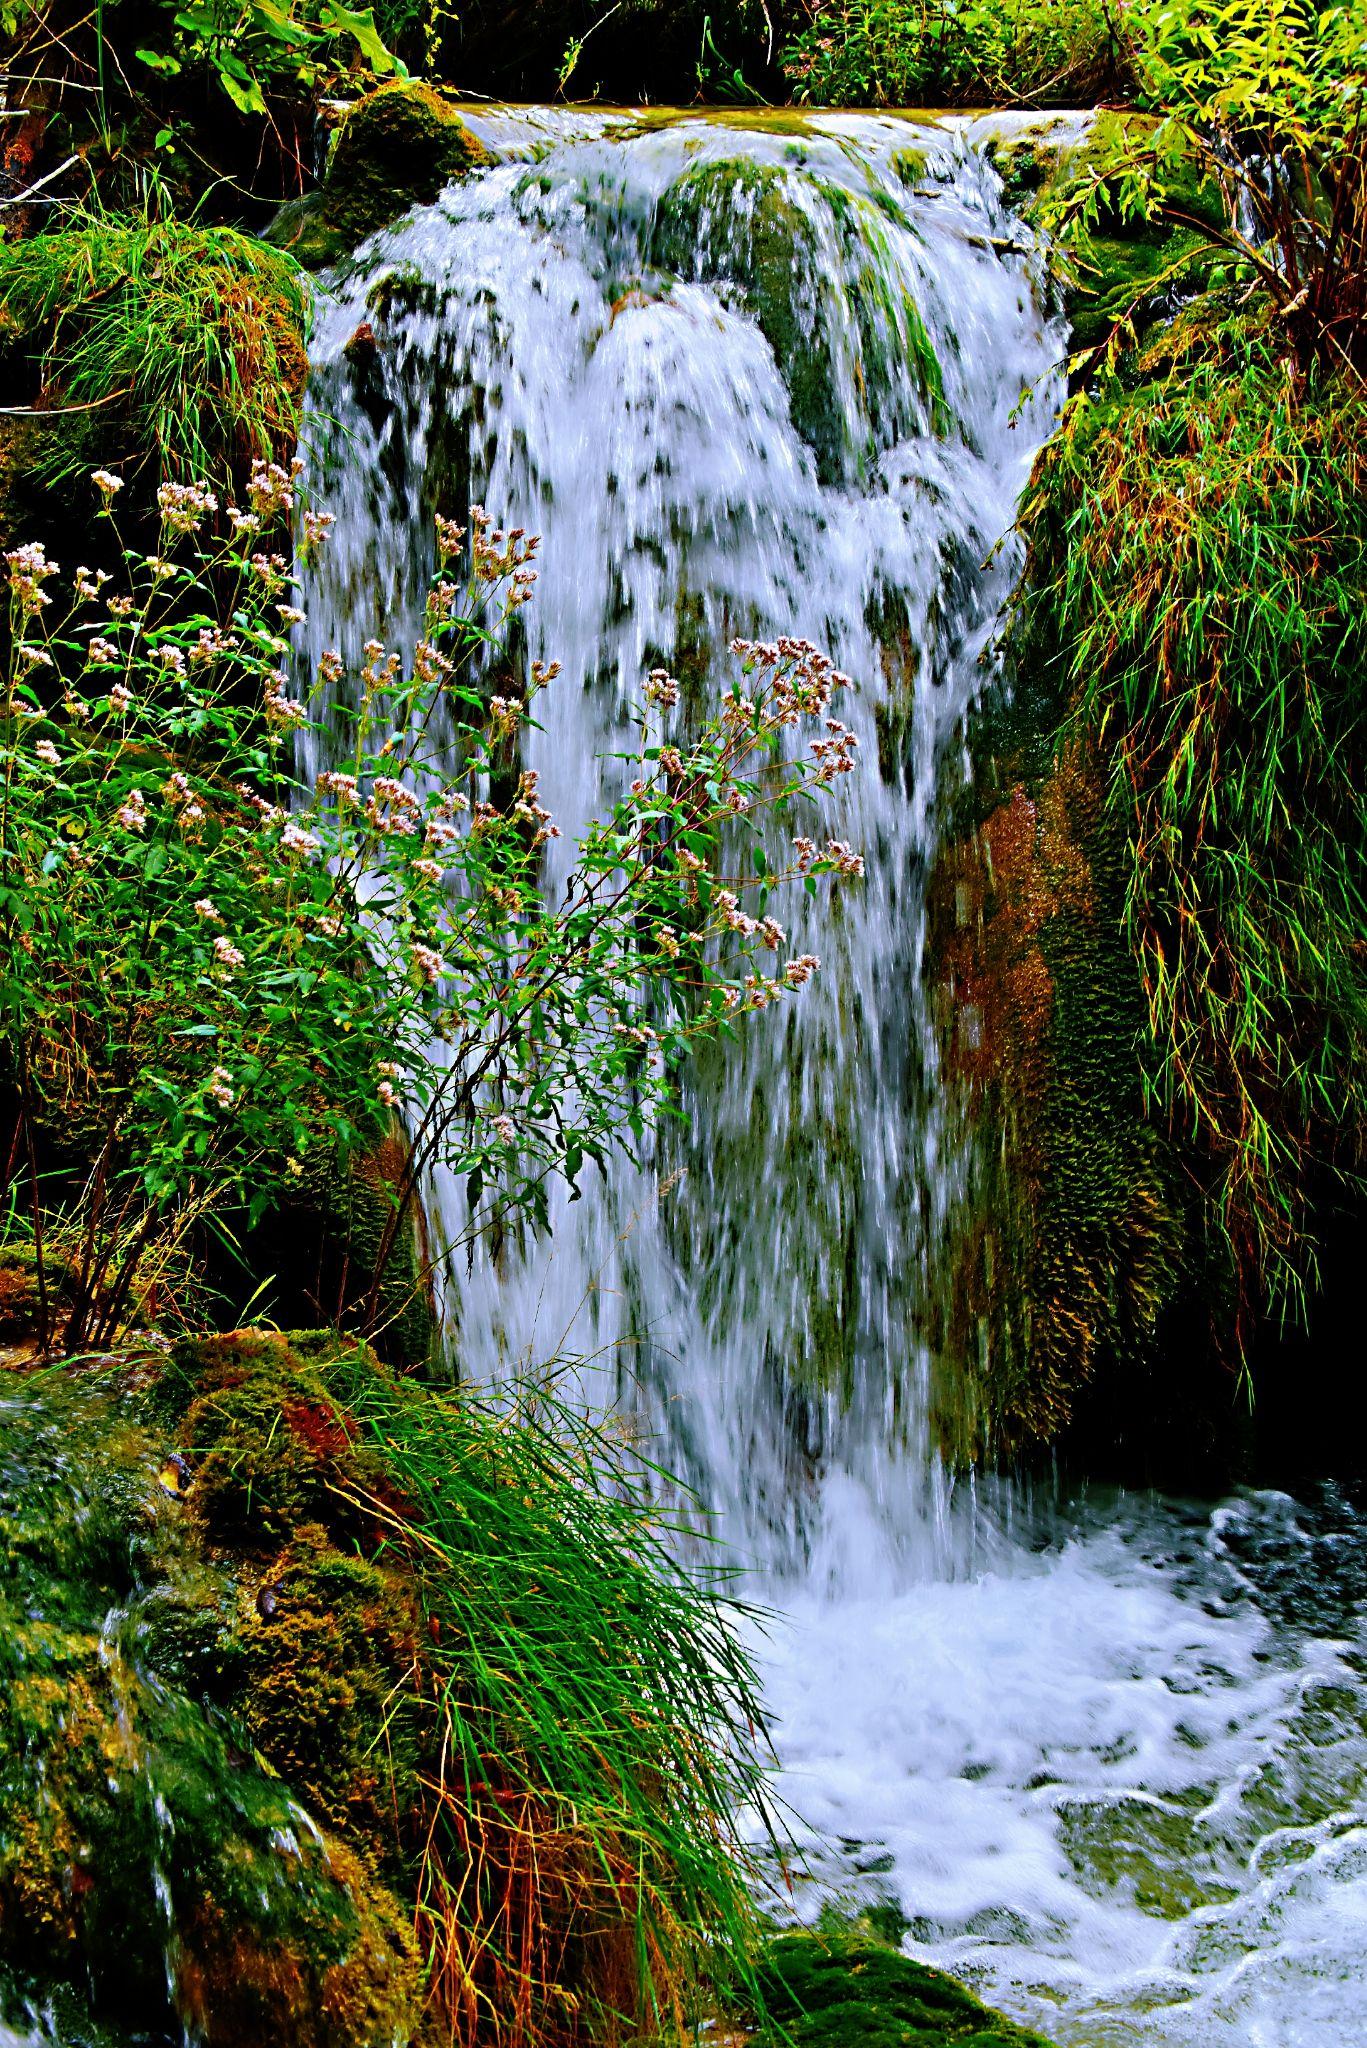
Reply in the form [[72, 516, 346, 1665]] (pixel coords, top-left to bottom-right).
[[302, 108, 1367, 2048]]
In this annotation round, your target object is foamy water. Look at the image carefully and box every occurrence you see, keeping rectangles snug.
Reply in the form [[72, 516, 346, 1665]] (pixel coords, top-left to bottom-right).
[[752, 1485, 1367, 2045]]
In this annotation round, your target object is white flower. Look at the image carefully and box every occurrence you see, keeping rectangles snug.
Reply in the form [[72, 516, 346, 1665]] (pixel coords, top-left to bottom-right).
[[108, 681, 132, 711], [492, 1114, 516, 1145], [34, 739, 60, 766], [377, 1080, 397, 1108], [114, 788, 147, 832], [157, 481, 218, 534], [194, 898, 222, 923], [213, 936, 245, 970], [92, 469, 124, 496], [280, 821, 320, 857], [207, 1065, 234, 1109]]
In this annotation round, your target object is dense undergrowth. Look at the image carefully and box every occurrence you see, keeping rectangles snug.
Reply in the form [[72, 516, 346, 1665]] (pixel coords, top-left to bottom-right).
[[1013, 313, 1367, 1345], [784, 0, 1128, 109]]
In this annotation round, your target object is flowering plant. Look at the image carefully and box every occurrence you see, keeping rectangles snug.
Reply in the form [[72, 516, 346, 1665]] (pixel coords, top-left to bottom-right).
[[2, 464, 863, 1352]]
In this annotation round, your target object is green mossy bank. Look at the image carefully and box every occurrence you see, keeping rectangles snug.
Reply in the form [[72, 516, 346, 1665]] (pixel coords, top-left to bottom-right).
[[927, 222, 1367, 1477], [0, 1328, 1063, 2046]]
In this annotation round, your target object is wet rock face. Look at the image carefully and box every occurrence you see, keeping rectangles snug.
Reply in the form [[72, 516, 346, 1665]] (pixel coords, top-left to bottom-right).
[[0, 1358, 423, 2046], [268, 82, 493, 270], [922, 648, 1233, 1481], [651, 154, 946, 487]]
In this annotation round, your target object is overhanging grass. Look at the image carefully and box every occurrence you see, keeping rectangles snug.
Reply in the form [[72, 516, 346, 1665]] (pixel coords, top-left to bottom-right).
[[319, 1345, 777, 2045], [1012, 308, 1367, 1337]]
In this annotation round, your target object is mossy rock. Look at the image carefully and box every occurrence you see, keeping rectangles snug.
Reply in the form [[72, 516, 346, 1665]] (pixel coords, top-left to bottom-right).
[[748, 1934, 1056, 2048], [267, 81, 493, 269], [651, 157, 944, 486], [171, 1328, 401, 1547], [0, 1365, 423, 2046], [985, 115, 1227, 361]]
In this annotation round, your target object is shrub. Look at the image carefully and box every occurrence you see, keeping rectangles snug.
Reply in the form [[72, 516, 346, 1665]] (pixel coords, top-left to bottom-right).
[[1, 462, 863, 1352], [783, 0, 1129, 109], [1042, 0, 1366, 380]]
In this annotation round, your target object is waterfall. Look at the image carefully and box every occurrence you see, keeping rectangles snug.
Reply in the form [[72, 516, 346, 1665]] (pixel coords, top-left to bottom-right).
[[302, 105, 1065, 1583], [302, 108, 1367, 2048]]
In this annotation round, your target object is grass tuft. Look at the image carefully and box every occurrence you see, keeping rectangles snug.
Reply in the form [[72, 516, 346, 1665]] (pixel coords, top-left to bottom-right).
[[0, 197, 309, 486]]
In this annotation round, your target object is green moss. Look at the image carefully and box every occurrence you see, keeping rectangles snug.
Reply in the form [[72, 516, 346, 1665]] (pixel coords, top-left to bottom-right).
[[172, 1328, 398, 1547], [0, 1365, 423, 2046], [989, 114, 1226, 360], [746, 1933, 1056, 2048], [651, 156, 944, 486], [268, 81, 493, 269]]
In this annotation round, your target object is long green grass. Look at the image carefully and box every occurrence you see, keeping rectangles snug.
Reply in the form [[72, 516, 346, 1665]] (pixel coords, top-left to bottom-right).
[[319, 1345, 776, 2046], [1013, 309, 1367, 1336], [0, 193, 310, 484]]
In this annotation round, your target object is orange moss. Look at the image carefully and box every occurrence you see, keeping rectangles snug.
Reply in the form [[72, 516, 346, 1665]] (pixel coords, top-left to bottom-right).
[[928, 733, 1190, 1455]]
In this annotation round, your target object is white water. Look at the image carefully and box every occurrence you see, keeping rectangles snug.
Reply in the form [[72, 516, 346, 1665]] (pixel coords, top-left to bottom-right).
[[302, 107, 1367, 2046]]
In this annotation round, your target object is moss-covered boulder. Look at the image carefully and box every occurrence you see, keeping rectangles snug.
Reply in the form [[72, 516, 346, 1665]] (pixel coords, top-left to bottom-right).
[[0, 1361, 424, 2045], [268, 81, 492, 269], [747, 1933, 1056, 2048], [984, 114, 1228, 360], [651, 157, 944, 485]]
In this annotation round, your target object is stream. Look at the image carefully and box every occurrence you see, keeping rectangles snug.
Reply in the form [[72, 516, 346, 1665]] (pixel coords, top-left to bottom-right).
[[302, 105, 1367, 2047]]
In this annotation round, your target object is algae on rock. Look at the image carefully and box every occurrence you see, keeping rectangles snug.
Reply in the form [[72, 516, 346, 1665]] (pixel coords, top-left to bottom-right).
[[744, 1932, 1057, 2048]]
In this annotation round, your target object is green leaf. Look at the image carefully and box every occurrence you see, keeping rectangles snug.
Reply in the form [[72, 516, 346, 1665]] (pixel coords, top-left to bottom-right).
[[135, 47, 183, 74], [317, 0, 398, 73]]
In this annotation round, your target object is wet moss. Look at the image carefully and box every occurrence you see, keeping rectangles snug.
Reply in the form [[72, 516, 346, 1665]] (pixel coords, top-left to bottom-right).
[[0, 1365, 423, 2045], [651, 156, 944, 485], [985, 114, 1226, 362], [268, 81, 493, 269], [746, 1933, 1055, 2048]]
